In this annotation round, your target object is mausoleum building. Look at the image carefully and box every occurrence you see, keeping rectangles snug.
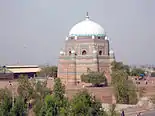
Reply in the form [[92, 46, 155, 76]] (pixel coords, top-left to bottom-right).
[[58, 13, 115, 84]]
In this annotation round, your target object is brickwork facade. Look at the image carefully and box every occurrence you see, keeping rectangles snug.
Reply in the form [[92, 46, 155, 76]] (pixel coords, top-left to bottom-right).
[[58, 14, 115, 84], [58, 36, 115, 84]]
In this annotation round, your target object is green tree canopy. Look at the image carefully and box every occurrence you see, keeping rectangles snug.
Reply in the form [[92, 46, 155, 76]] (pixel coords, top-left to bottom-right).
[[111, 61, 138, 104], [0, 88, 28, 116], [37, 65, 57, 77], [70, 90, 107, 116], [111, 61, 130, 75], [10, 96, 27, 116], [17, 76, 35, 101], [151, 72, 155, 77], [37, 78, 70, 116], [0, 88, 12, 116], [130, 68, 145, 76], [81, 71, 107, 86]]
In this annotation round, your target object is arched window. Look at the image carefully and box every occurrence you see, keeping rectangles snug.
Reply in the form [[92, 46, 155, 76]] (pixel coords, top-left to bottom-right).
[[69, 51, 71, 55], [99, 50, 102, 55], [82, 50, 87, 55]]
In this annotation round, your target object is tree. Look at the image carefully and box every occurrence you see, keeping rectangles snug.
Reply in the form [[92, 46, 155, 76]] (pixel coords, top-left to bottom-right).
[[17, 75, 36, 101], [111, 61, 130, 76], [0, 88, 12, 116], [70, 90, 107, 116], [37, 78, 70, 116], [53, 78, 65, 100], [108, 104, 120, 116], [10, 96, 27, 116], [130, 68, 145, 76], [0, 88, 28, 116], [111, 70, 128, 85], [37, 65, 57, 78], [52, 78, 70, 115], [111, 61, 125, 71], [111, 61, 138, 104], [81, 71, 107, 86], [39, 95, 58, 116], [16, 75, 52, 116], [127, 80, 138, 104], [151, 72, 155, 77]]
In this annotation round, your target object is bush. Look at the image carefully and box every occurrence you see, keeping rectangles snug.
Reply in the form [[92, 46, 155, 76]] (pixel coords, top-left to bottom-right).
[[81, 71, 107, 86], [151, 72, 155, 77]]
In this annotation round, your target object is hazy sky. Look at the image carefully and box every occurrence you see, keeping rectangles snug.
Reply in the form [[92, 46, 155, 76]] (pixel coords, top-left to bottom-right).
[[0, 0, 155, 66]]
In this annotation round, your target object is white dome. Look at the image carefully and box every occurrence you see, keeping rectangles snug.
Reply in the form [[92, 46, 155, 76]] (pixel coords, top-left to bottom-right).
[[60, 50, 64, 55], [105, 36, 109, 40], [69, 15, 105, 37], [71, 50, 75, 54], [93, 50, 97, 54]]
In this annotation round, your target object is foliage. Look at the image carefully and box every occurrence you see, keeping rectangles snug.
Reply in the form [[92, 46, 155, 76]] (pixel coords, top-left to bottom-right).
[[0, 88, 12, 101], [70, 90, 107, 116], [108, 104, 120, 116], [0, 88, 27, 116], [139, 87, 146, 97], [0, 88, 12, 116], [127, 80, 138, 104], [16, 75, 51, 115], [17, 75, 36, 101], [39, 95, 59, 116], [111, 70, 128, 85], [10, 96, 27, 116], [53, 78, 65, 100], [111, 61, 138, 104], [37, 78, 70, 116], [81, 71, 107, 86], [130, 68, 145, 76], [0, 75, 122, 116], [37, 65, 57, 77], [151, 72, 155, 77], [150, 95, 155, 104], [111, 61, 130, 75], [33, 99, 44, 116]]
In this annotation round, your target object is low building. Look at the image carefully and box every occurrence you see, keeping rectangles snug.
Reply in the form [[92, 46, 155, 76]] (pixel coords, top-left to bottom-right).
[[0, 65, 41, 79]]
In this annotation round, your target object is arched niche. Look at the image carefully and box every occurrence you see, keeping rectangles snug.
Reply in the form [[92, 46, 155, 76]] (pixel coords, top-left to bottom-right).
[[82, 50, 87, 55], [99, 50, 102, 55], [69, 51, 71, 55]]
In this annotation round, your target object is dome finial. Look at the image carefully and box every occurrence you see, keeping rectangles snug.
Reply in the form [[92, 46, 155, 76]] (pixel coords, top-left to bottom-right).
[[85, 12, 89, 19]]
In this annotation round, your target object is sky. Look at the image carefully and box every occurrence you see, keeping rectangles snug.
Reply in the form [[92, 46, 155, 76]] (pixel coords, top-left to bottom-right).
[[0, 0, 155, 66]]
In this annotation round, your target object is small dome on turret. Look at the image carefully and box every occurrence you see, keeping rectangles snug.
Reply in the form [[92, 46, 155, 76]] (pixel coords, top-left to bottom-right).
[[60, 50, 64, 55], [109, 49, 115, 58], [109, 49, 114, 55], [71, 50, 75, 54], [105, 36, 109, 40], [93, 50, 97, 54], [65, 37, 68, 40]]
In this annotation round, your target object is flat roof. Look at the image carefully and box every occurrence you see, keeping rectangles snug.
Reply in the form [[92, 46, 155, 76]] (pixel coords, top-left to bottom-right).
[[8, 68, 41, 73], [6, 65, 39, 68]]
